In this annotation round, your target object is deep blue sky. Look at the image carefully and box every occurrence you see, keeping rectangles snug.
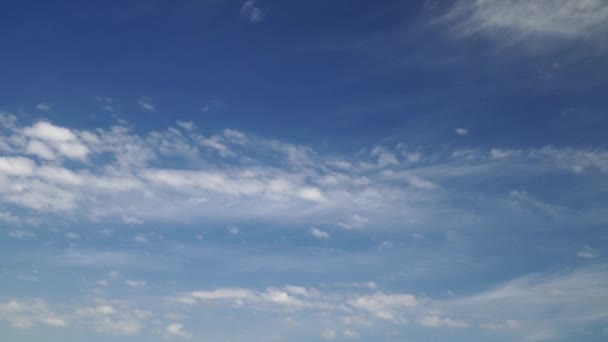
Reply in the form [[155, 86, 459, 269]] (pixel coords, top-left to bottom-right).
[[1, 1, 607, 341]]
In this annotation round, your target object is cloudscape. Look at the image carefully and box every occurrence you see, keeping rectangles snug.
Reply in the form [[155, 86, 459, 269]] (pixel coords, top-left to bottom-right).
[[1, 1, 607, 341]]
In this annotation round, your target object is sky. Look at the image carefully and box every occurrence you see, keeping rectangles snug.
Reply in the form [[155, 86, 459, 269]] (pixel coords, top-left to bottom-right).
[[0, 0, 607, 341]]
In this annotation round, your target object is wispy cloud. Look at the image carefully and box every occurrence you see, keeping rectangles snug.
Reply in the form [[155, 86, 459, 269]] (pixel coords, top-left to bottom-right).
[[241, 0, 264, 24], [137, 97, 155, 112], [439, 0, 608, 48], [0, 113, 607, 235], [35, 102, 52, 112]]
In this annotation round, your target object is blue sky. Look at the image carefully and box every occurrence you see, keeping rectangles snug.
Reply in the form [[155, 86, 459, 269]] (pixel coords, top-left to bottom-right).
[[0, 0, 607, 341]]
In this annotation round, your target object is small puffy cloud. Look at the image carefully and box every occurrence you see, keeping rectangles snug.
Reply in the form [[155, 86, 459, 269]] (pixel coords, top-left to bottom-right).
[[166, 323, 190, 338], [241, 0, 264, 23], [310, 227, 330, 240], [577, 245, 598, 259], [176, 121, 196, 131], [490, 148, 514, 159], [228, 226, 239, 235], [137, 98, 155, 112], [35, 102, 52, 112], [455, 128, 468, 136], [23, 122, 77, 142]]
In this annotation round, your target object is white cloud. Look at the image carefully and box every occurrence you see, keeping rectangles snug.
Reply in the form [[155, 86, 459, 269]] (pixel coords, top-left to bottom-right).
[[348, 292, 417, 321], [137, 98, 155, 112], [455, 128, 468, 136], [0, 299, 67, 329], [419, 315, 469, 328], [338, 215, 369, 230], [228, 226, 239, 235], [26, 140, 56, 160], [0, 156, 36, 175], [442, 0, 608, 45], [577, 245, 598, 259], [241, 0, 264, 23], [166, 323, 190, 338], [72, 302, 149, 336], [125, 280, 147, 287], [176, 121, 196, 131], [23, 122, 77, 142], [490, 148, 514, 159], [36, 102, 52, 112], [412, 233, 425, 240], [439, 265, 608, 340], [1, 116, 607, 236], [310, 227, 330, 240]]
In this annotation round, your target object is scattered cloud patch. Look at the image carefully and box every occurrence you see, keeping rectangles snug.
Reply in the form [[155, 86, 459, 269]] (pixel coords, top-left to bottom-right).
[[455, 128, 468, 136], [125, 280, 147, 288], [137, 98, 155, 112], [35, 102, 52, 112], [241, 0, 264, 23], [166, 323, 190, 338], [310, 227, 330, 240], [577, 245, 598, 259]]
